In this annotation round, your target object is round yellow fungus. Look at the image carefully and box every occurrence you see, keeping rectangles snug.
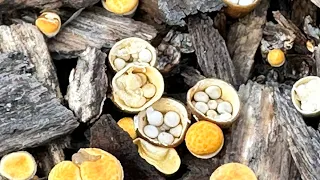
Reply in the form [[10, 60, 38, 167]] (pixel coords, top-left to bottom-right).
[[267, 49, 285, 67], [117, 117, 137, 139], [210, 162, 257, 180]]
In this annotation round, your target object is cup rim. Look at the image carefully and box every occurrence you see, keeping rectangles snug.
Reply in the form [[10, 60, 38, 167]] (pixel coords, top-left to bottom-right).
[[291, 76, 320, 115]]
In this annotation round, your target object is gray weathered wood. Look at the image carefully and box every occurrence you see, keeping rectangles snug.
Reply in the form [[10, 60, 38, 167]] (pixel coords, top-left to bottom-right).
[[65, 47, 108, 123], [0, 0, 98, 11], [274, 84, 320, 180], [48, 7, 158, 58], [310, 0, 320, 8], [188, 15, 238, 87], [223, 81, 301, 180], [314, 46, 320, 76], [0, 23, 62, 100], [0, 52, 79, 156], [291, 0, 317, 28], [227, 0, 269, 84], [140, 0, 225, 26], [181, 66, 205, 87]]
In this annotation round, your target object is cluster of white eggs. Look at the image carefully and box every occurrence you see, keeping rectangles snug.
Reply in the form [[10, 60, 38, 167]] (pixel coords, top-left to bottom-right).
[[295, 79, 320, 112], [192, 85, 233, 121], [113, 42, 153, 71], [228, 0, 256, 6], [143, 107, 182, 145]]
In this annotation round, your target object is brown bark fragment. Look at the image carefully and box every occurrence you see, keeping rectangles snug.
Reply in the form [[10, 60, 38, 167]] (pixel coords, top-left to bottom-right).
[[227, 0, 269, 84], [291, 0, 317, 28], [188, 15, 238, 87], [48, 7, 157, 57]]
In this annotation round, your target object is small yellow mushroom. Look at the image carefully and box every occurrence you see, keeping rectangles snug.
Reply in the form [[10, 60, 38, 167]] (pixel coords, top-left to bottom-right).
[[102, 0, 139, 15], [35, 11, 61, 38], [306, 40, 314, 53], [0, 151, 37, 180], [117, 117, 137, 139], [210, 163, 257, 180], [267, 49, 286, 67], [48, 161, 81, 180]]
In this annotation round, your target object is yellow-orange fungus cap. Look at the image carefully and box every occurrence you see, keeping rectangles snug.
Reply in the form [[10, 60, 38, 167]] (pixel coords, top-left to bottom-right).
[[48, 161, 81, 180], [117, 117, 137, 139], [80, 148, 123, 180], [104, 0, 139, 14], [36, 18, 60, 34], [0, 151, 36, 180], [210, 162, 257, 180], [185, 121, 224, 155], [267, 49, 285, 67]]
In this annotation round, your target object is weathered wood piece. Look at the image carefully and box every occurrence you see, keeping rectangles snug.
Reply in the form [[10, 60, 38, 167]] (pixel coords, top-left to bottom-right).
[[0, 52, 79, 156], [162, 30, 194, 54], [0, 23, 62, 100], [274, 85, 320, 180], [181, 66, 205, 87], [33, 142, 65, 177], [65, 47, 108, 123], [48, 7, 157, 58], [314, 46, 320, 76], [0, 0, 98, 12], [188, 15, 238, 87], [227, 0, 269, 85], [273, 11, 309, 54], [140, 0, 225, 26], [310, 0, 320, 8], [90, 114, 165, 180], [223, 81, 300, 180], [260, 21, 295, 57], [291, 0, 317, 28]]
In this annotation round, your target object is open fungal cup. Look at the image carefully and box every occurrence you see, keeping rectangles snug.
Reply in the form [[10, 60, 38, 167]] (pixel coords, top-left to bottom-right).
[[48, 161, 81, 180], [102, 0, 139, 17], [117, 117, 137, 139], [210, 163, 257, 180], [223, 0, 261, 18], [0, 151, 37, 180], [134, 98, 191, 148], [185, 121, 224, 159], [35, 11, 61, 38], [291, 76, 320, 117], [111, 63, 164, 113], [109, 37, 157, 72], [133, 138, 181, 175], [187, 78, 241, 128], [49, 148, 124, 180]]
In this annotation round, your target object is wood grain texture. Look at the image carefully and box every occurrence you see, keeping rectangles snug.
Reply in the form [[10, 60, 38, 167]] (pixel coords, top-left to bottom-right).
[[48, 7, 158, 57], [291, 0, 317, 28], [224, 81, 300, 180], [274, 85, 320, 180], [181, 66, 205, 87], [0, 23, 62, 100], [188, 15, 238, 87], [227, 0, 269, 85], [90, 114, 165, 180], [140, 0, 225, 26], [65, 47, 108, 123], [0, 52, 79, 156], [310, 0, 320, 8], [314, 46, 320, 76], [0, 0, 98, 11]]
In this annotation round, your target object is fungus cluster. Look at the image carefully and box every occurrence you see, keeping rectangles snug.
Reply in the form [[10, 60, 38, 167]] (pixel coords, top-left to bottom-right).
[[115, 71, 156, 108], [192, 85, 233, 121], [267, 49, 286, 67], [49, 148, 123, 180], [109, 38, 156, 71], [294, 78, 320, 112], [142, 107, 183, 146]]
